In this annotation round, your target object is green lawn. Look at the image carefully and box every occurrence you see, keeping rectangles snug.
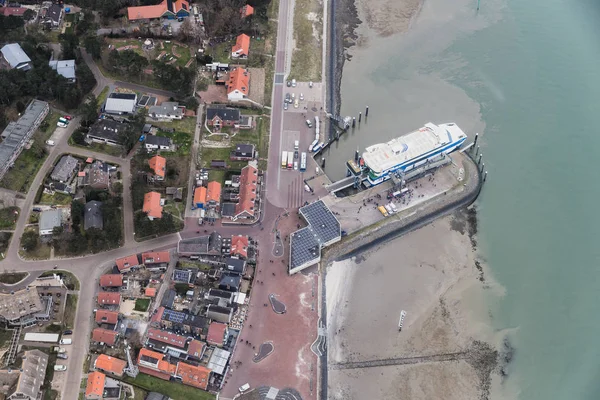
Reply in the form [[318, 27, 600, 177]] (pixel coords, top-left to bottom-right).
[[64, 294, 78, 329], [207, 41, 233, 64], [124, 374, 215, 400], [0, 111, 61, 193], [39, 192, 72, 206], [0, 232, 12, 260], [163, 41, 192, 68], [0, 207, 20, 229], [97, 86, 110, 106], [0, 272, 27, 284], [153, 118, 196, 135], [0, 329, 13, 348], [134, 298, 150, 312], [19, 234, 51, 260], [198, 147, 230, 168], [163, 201, 185, 219], [157, 130, 193, 156]]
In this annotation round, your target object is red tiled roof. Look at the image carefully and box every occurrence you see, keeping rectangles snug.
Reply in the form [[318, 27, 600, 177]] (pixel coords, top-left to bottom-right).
[[230, 235, 249, 259], [148, 155, 166, 178], [227, 68, 250, 96], [97, 292, 121, 306], [95, 310, 119, 325], [151, 306, 165, 323], [85, 371, 105, 398], [145, 287, 157, 297], [176, 362, 210, 390], [143, 192, 163, 219], [241, 4, 254, 17], [193, 186, 207, 205], [206, 322, 227, 346], [127, 0, 189, 20], [116, 254, 139, 272], [137, 348, 177, 378], [142, 251, 170, 264], [1, 7, 27, 16], [187, 340, 206, 358], [206, 181, 221, 204], [234, 163, 258, 218], [231, 34, 250, 57], [99, 274, 123, 287], [94, 354, 127, 376], [92, 328, 118, 346], [147, 328, 187, 349]]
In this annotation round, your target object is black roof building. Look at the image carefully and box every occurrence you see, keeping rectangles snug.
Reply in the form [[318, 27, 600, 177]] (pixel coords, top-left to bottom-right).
[[84, 200, 103, 231], [145, 135, 172, 147], [218, 273, 241, 292], [87, 120, 127, 145], [177, 231, 223, 256], [206, 106, 240, 122], [230, 144, 255, 160], [224, 257, 246, 275]]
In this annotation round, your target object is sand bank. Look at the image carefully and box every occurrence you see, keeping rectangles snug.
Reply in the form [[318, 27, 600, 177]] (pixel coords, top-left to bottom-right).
[[326, 212, 504, 399]]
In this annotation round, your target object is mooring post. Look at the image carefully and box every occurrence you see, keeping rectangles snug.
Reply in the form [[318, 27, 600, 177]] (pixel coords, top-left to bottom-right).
[[475, 145, 480, 157], [365, 106, 369, 117], [484, 171, 488, 182], [474, 133, 479, 147], [358, 112, 362, 122], [481, 162, 485, 173], [322, 158, 326, 168], [478, 154, 483, 165], [352, 117, 356, 128]]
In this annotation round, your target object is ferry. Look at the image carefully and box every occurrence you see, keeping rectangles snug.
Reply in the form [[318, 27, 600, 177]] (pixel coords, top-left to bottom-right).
[[361, 122, 467, 186]]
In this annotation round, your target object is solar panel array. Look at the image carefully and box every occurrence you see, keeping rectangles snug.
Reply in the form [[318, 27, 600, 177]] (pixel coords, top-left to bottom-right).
[[290, 200, 341, 272], [172, 269, 192, 283], [163, 308, 185, 323]]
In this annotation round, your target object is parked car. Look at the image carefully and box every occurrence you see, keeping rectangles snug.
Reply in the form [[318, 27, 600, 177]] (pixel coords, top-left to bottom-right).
[[285, 93, 291, 103], [294, 99, 299, 108], [54, 365, 67, 371], [32, 207, 42, 212], [63, 115, 72, 120], [62, 330, 73, 335], [45, 140, 55, 146], [291, 79, 297, 87], [309, 81, 313, 88], [286, 81, 291, 87], [139, 135, 146, 142], [57, 353, 68, 360], [299, 93, 304, 101], [283, 102, 288, 111]]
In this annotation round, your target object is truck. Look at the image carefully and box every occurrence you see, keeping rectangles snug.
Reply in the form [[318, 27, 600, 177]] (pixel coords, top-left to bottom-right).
[[281, 151, 288, 169], [300, 152, 307, 171], [59, 338, 72, 345], [287, 151, 294, 169], [24, 333, 59, 343]]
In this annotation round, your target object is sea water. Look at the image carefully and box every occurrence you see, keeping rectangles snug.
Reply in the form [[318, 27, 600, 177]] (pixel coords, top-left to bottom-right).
[[331, 0, 600, 398]]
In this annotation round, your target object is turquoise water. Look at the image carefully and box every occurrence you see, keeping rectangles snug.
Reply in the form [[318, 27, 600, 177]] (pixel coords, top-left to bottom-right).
[[333, 0, 600, 398]]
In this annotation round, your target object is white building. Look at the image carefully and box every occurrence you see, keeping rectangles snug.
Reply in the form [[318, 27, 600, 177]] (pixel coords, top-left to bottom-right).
[[1, 43, 32, 71], [49, 59, 76, 83], [104, 93, 137, 115], [39, 209, 62, 236], [148, 102, 185, 120]]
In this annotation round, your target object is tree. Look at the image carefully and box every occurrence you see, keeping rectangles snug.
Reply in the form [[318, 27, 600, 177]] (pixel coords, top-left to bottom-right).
[[182, 96, 199, 110], [84, 35, 102, 60], [59, 33, 80, 60], [79, 95, 99, 126], [21, 230, 38, 251], [23, 9, 36, 21]]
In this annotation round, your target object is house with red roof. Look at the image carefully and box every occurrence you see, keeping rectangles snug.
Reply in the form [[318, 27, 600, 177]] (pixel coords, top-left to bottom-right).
[[99, 274, 123, 288], [97, 292, 121, 307], [230, 235, 249, 259], [206, 181, 221, 209], [128, 0, 190, 21], [186, 339, 206, 360], [141, 251, 171, 271], [229, 161, 258, 221], [94, 354, 127, 377], [206, 322, 228, 347], [143, 192, 163, 220], [146, 328, 188, 351], [148, 155, 166, 181], [92, 328, 119, 346], [145, 287, 157, 297], [116, 254, 140, 273], [85, 371, 105, 400], [231, 34, 250, 59], [176, 362, 211, 390], [240, 4, 254, 18], [95, 310, 119, 325], [226, 68, 250, 102], [137, 348, 177, 381]]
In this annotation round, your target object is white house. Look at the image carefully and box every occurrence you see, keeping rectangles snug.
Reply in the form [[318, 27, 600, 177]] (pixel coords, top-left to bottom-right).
[[49, 59, 76, 83], [148, 102, 185, 121], [39, 209, 62, 236]]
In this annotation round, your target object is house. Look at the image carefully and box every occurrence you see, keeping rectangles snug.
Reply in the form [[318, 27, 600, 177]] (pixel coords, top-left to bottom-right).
[[148, 155, 166, 180], [84, 200, 103, 231], [1, 7, 28, 17], [206, 289, 234, 306], [166, 187, 183, 201], [142, 251, 170, 267], [206, 305, 233, 324], [177, 231, 222, 257], [8, 350, 48, 400], [240, 4, 254, 17], [226, 67, 250, 102], [82, 162, 111, 190], [145, 287, 157, 297], [95, 310, 119, 325], [187, 340, 206, 360], [148, 102, 185, 120], [193, 186, 206, 209], [219, 273, 241, 292], [51, 155, 79, 183], [207, 348, 230, 376], [230, 235, 249, 259], [172, 269, 193, 284], [94, 354, 127, 377], [176, 362, 210, 391], [0, 100, 48, 180], [206, 106, 240, 130], [158, 307, 210, 337], [145, 136, 172, 151], [225, 161, 258, 221], [92, 328, 119, 346], [206, 322, 228, 347], [0, 288, 45, 327], [146, 328, 188, 354], [230, 144, 255, 161], [85, 371, 105, 400], [87, 120, 127, 146], [39, 209, 62, 236], [143, 192, 163, 220], [49, 59, 76, 83], [97, 292, 121, 307], [224, 257, 246, 275], [128, 0, 190, 21], [104, 93, 137, 115], [44, 4, 63, 27], [99, 274, 123, 288], [137, 348, 177, 381], [1, 43, 32, 70], [231, 34, 250, 59], [116, 254, 140, 273], [206, 181, 221, 209]]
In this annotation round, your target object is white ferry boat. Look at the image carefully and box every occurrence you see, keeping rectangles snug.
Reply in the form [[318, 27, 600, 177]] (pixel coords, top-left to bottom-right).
[[361, 122, 467, 186]]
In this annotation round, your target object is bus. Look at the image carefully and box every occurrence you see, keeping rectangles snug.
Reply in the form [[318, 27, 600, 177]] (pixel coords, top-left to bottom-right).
[[300, 152, 307, 171], [281, 151, 288, 169], [287, 151, 294, 169]]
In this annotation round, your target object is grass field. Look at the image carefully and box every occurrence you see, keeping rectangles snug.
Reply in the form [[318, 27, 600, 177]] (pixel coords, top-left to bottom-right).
[[163, 201, 185, 219], [134, 298, 150, 312], [97, 86, 110, 107], [64, 294, 78, 329], [289, 0, 323, 81], [153, 118, 196, 135], [0, 111, 61, 193], [0, 206, 20, 229], [0, 272, 27, 284], [0, 232, 12, 260], [39, 192, 72, 206], [124, 374, 215, 400]]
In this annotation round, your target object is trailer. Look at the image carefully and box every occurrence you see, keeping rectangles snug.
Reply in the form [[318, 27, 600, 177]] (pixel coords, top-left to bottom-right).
[[300, 152, 307, 172], [287, 152, 294, 169], [281, 151, 288, 169], [24, 333, 60, 343]]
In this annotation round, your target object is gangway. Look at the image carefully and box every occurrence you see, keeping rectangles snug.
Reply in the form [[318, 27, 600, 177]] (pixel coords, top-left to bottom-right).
[[326, 172, 368, 193]]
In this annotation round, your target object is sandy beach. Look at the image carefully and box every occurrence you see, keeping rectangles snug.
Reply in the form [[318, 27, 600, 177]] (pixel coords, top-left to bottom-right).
[[326, 212, 504, 399]]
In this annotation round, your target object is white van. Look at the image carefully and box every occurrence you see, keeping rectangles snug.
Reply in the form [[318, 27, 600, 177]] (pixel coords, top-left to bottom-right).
[[45, 140, 55, 146], [56, 122, 67, 128], [60, 338, 72, 345], [239, 383, 250, 393], [294, 140, 299, 150]]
